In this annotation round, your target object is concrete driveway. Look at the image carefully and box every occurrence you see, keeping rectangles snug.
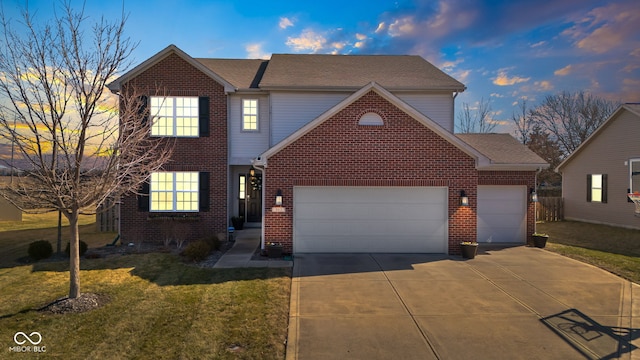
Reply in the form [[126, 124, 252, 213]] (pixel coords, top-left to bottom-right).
[[286, 247, 639, 360]]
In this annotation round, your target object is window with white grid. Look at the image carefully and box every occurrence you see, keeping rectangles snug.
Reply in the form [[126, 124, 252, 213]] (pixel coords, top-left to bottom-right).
[[150, 172, 199, 212], [242, 99, 258, 131], [150, 97, 199, 137]]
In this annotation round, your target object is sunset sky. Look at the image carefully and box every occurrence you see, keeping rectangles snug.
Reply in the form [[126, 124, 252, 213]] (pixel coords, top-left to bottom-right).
[[1, 0, 639, 133]]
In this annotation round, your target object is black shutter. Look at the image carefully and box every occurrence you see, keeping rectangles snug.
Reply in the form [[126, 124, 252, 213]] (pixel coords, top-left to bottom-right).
[[199, 97, 210, 137], [199, 172, 210, 212], [138, 95, 149, 126], [601, 174, 608, 203], [138, 181, 150, 211], [586, 174, 592, 202]]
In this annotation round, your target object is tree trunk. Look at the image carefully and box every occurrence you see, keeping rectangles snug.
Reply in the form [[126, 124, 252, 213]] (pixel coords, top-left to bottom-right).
[[57, 210, 62, 254], [68, 211, 81, 299]]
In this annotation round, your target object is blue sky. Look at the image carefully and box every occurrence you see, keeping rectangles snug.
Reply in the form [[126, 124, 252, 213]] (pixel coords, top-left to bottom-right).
[[2, 0, 639, 132]]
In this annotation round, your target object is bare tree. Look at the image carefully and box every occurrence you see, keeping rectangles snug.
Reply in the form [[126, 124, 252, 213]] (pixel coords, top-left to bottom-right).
[[527, 126, 563, 186], [456, 97, 497, 133], [0, 3, 172, 299], [529, 91, 619, 154], [511, 99, 534, 145]]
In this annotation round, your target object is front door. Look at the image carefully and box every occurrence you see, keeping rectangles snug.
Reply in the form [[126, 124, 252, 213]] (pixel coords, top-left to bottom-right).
[[245, 173, 262, 222]]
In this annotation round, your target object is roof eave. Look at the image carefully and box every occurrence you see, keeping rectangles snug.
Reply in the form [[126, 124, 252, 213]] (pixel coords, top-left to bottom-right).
[[259, 85, 466, 92], [478, 163, 550, 171]]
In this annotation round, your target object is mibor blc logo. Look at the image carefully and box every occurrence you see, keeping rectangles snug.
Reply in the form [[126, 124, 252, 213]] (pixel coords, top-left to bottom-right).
[[9, 332, 46, 353]]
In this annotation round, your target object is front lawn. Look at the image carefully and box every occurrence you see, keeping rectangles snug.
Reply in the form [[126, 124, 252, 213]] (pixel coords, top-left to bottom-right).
[[0, 212, 115, 267], [538, 221, 640, 284], [0, 253, 291, 359]]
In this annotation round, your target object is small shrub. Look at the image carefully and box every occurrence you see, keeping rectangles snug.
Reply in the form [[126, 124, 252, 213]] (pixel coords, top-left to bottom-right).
[[181, 240, 211, 262], [28, 240, 53, 261], [65, 240, 88, 257], [203, 235, 222, 251]]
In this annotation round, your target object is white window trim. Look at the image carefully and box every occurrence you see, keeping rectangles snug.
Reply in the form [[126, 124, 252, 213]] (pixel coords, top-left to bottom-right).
[[150, 96, 200, 138], [150, 172, 199, 212], [242, 99, 259, 132]]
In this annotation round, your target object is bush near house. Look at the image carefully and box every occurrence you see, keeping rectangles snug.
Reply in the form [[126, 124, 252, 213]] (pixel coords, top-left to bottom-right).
[[181, 240, 212, 262]]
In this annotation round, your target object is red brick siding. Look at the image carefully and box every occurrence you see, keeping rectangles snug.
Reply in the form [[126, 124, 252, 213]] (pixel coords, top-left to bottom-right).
[[265, 91, 479, 254], [120, 53, 227, 243]]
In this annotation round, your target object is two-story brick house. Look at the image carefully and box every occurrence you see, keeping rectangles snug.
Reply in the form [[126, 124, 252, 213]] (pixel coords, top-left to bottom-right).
[[108, 45, 547, 255]]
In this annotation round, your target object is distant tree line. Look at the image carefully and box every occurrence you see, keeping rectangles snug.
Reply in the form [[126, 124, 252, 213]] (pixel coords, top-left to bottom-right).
[[457, 91, 620, 186]]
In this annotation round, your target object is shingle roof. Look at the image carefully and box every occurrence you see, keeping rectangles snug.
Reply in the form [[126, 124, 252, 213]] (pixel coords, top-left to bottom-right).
[[456, 133, 548, 166], [195, 58, 268, 89], [257, 54, 466, 91]]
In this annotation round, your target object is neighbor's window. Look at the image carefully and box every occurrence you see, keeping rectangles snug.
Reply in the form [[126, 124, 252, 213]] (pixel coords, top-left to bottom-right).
[[150, 96, 199, 137], [150, 172, 199, 212], [630, 159, 640, 194], [242, 99, 258, 131], [587, 174, 607, 203]]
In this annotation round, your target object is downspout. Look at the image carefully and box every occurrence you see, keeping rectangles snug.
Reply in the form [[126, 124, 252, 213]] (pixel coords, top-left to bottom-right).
[[251, 160, 267, 251], [453, 91, 460, 131], [534, 167, 541, 234]]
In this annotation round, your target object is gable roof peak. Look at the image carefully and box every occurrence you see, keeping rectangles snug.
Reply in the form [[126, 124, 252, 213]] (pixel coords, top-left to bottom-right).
[[107, 44, 236, 93]]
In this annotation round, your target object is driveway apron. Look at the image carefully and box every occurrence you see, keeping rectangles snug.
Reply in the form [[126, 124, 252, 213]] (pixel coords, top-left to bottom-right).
[[286, 247, 639, 360]]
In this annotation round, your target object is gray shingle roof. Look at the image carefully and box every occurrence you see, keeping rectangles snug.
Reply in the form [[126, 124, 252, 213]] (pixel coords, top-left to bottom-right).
[[259, 54, 466, 90], [195, 58, 268, 89], [456, 133, 548, 166]]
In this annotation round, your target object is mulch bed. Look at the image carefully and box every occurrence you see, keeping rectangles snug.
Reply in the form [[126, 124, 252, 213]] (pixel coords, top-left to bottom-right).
[[38, 293, 111, 314]]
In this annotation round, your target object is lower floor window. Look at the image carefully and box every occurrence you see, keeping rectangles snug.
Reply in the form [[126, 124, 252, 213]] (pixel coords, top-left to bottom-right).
[[150, 172, 199, 211]]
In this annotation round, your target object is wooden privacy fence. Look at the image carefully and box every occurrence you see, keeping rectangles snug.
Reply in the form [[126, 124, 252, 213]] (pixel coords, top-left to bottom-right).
[[96, 198, 120, 232], [536, 197, 563, 222]]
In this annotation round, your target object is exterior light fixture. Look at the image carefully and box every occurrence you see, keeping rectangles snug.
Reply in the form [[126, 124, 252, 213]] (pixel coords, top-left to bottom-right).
[[460, 190, 469, 206], [530, 188, 538, 203], [275, 189, 283, 206], [249, 166, 255, 177]]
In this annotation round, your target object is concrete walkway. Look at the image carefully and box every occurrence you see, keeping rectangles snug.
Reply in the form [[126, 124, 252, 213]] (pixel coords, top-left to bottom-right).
[[287, 247, 639, 359], [213, 228, 293, 268]]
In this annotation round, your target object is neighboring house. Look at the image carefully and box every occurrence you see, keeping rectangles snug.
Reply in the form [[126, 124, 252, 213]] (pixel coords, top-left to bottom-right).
[[556, 104, 640, 230], [108, 45, 548, 254], [0, 197, 21, 221]]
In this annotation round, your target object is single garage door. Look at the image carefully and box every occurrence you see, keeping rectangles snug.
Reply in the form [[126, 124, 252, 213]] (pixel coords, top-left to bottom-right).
[[293, 186, 447, 253], [477, 185, 526, 243]]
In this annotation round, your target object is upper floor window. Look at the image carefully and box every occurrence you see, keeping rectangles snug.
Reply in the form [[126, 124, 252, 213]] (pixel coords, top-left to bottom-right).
[[150, 96, 199, 137], [242, 99, 258, 131], [150, 172, 199, 212]]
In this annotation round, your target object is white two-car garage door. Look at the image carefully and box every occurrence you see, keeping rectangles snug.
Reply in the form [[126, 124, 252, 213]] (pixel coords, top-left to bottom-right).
[[477, 185, 526, 243], [293, 186, 448, 253]]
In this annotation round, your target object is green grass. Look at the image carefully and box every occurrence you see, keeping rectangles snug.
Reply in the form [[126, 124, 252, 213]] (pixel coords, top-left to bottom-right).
[[0, 254, 291, 359], [0, 213, 292, 359], [0, 211, 95, 232], [538, 221, 640, 284], [0, 213, 116, 267]]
